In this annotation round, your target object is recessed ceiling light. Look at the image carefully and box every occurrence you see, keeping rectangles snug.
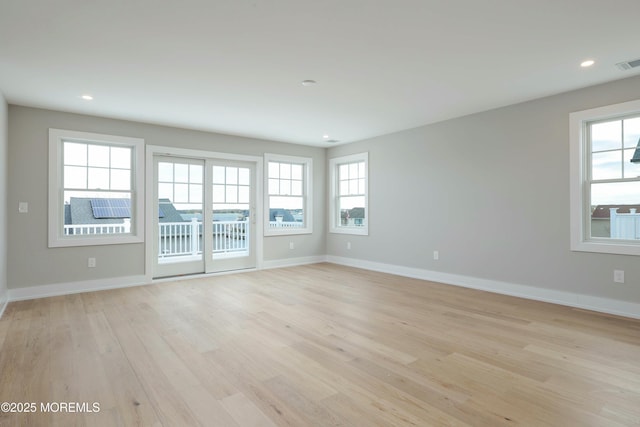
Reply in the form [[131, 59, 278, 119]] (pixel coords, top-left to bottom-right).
[[81, 94, 94, 100], [323, 134, 330, 139], [301, 80, 317, 86], [580, 59, 595, 68]]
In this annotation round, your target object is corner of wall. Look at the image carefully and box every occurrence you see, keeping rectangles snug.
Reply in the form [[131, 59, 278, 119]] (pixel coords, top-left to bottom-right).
[[0, 93, 8, 317]]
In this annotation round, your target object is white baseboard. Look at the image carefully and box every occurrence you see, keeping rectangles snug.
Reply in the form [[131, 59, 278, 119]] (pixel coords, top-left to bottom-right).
[[8, 275, 148, 302], [5, 255, 638, 321], [4, 256, 327, 304], [0, 297, 7, 319], [327, 256, 640, 320], [262, 255, 328, 270]]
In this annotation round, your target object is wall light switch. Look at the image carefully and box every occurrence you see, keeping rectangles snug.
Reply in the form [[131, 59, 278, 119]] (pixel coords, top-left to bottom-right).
[[614, 270, 624, 283], [18, 202, 28, 213]]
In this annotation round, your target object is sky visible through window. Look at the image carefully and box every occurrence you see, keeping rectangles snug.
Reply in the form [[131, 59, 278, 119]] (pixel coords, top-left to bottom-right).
[[590, 116, 640, 206], [63, 141, 132, 204]]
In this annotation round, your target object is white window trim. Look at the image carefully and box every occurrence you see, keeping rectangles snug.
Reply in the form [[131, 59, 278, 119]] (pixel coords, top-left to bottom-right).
[[263, 153, 312, 236], [570, 98, 640, 256], [48, 128, 145, 248], [329, 152, 368, 235]]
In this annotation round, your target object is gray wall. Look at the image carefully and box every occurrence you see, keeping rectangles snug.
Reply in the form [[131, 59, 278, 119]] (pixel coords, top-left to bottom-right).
[[327, 74, 640, 305], [0, 95, 7, 306], [8, 106, 325, 289]]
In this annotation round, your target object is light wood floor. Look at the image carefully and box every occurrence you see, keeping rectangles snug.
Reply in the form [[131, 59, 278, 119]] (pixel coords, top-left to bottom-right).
[[1, 263, 639, 426]]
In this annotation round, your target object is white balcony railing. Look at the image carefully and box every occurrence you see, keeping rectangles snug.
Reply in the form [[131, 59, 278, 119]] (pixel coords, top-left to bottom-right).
[[64, 219, 131, 235], [159, 219, 249, 259], [64, 218, 249, 259], [159, 218, 203, 258], [268, 221, 305, 229], [610, 208, 640, 239]]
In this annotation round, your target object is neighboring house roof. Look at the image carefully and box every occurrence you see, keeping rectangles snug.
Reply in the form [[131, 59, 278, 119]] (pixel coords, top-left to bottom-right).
[[349, 207, 365, 219], [592, 204, 640, 219], [631, 138, 640, 163], [157, 199, 187, 222], [65, 197, 184, 225], [269, 208, 295, 222]]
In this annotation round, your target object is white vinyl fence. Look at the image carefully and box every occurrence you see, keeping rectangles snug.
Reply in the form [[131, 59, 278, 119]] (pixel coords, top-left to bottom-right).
[[610, 208, 640, 239]]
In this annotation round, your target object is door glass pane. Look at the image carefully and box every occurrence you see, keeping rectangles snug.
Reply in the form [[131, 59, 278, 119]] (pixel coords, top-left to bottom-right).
[[158, 183, 173, 200], [212, 165, 250, 258], [226, 167, 238, 184], [226, 185, 238, 203], [238, 186, 249, 203], [190, 184, 203, 203], [174, 184, 189, 203], [175, 164, 189, 183], [158, 162, 173, 182], [213, 166, 225, 184], [157, 159, 203, 264], [190, 164, 203, 184]]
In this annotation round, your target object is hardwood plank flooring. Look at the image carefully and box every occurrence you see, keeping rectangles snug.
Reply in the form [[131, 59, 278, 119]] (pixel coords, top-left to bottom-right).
[[1, 263, 639, 426]]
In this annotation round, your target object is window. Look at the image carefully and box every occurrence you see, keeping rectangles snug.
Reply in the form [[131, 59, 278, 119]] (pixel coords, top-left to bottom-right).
[[264, 154, 312, 235], [329, 152, 368, 235], [570, 99, 640, 255], [48, 129, 144, 247]]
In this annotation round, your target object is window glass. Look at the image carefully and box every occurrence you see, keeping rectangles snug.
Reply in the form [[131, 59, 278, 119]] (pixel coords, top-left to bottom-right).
[[264, 155, 312, 235], [330, 153, 368, 235], [50, 129, 143, 247]]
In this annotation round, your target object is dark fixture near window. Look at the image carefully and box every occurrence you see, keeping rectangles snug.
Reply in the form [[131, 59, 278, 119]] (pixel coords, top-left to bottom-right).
[[631, 138, 640, 163]]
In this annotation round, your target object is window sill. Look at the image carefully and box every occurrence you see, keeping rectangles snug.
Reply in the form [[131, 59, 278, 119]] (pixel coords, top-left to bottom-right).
[[571, 239, 640, 256], [330, 227, 368, 236]]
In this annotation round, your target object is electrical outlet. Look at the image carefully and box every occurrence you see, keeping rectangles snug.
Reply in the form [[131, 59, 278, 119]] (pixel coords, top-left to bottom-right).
[[347, 241, 351, 250], [614, 270, 624, 283], [88, 257, 96, 268], [289, 242, 295, 250], [18, 202, 28, 213], [433, 250, 439, 260]]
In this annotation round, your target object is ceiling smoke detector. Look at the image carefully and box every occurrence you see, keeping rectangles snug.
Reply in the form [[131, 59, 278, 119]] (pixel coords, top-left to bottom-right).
[[616, 58, 640, 71]]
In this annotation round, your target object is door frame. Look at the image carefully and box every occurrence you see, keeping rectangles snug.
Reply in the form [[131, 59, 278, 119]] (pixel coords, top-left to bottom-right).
[[145, 145, 263, 282]]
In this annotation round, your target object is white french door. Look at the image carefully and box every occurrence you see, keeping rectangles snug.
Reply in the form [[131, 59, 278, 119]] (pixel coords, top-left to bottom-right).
[[152, 155, 257, 278], [207, 160, 256, 273]]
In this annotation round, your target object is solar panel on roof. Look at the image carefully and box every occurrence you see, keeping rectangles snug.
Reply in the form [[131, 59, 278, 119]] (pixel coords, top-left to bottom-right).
[[90, 198, 131, 218]]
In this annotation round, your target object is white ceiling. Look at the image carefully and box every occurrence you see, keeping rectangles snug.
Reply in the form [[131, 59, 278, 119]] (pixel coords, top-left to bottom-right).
[[1, 0, 640, 147]]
